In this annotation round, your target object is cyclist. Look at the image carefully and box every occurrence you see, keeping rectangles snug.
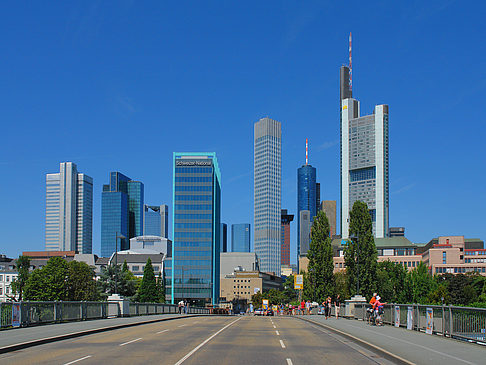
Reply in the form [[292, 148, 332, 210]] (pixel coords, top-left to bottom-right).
[[372, 295, 386, 325], [368, 293, 377, 324]]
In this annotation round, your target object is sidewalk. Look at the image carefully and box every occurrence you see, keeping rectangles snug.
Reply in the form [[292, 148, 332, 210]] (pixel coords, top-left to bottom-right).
[[0, 313, 202, 353], [300, 315, 484, 365]]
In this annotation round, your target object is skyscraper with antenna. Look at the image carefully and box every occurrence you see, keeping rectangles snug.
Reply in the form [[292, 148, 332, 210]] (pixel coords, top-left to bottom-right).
[[297, 139, 320, 260], [340, 33, 390, 239]]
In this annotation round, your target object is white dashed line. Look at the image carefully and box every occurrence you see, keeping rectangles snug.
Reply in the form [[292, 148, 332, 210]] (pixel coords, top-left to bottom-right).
[[275, 330, 280, 335], [280, 340, 286, 349], [119, 337, 142, 346], [157, 329, 170, 334], [178, 324, 187, 327], [286, 359, 293, 365], [63, 356, 92, 365], [273, 325, 276, 328], [174, 317, 242, 365]]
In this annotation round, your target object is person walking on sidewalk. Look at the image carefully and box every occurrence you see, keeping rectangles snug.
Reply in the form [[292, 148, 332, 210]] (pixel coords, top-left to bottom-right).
[[334, 295, 341, 319], [325, 296, 332, 319]]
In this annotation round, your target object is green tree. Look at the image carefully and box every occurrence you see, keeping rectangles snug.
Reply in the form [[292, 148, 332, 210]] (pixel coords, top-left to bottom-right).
[[67, 261, 100, 301], [428, 284, 451, 305], [10, 255, 31, 301], [282, 275, 298, 303], [376, 260, 408, 303], [307, 211, 335, 302], [156, 271, 166, 303], [405, 261, 436, 304], [98, 264, 123, 298], [120, 260, 139, 298], [137, 258, 158, 303], [251, 291, 263, 308], [24, 257, 69, 301], [344, 201, 377, 299], [334, 271, 350, 299]]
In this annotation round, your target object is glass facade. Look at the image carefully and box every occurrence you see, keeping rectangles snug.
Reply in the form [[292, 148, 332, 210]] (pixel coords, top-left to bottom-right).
[[231, 224, 251, 252], [172, 153, 221, 305], [254, 118, 282, 275], [220, 223, 228, 252], [101, 172, 144, 258], [143, 204, 168, 237], [297, 164, 316, 257]]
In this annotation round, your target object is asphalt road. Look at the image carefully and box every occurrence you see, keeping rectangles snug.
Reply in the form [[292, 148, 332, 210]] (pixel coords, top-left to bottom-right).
[[0, 316, 396, 365]]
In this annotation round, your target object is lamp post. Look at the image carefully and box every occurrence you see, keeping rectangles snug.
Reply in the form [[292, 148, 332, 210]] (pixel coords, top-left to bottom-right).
[[114, 232, 126, 294], [350, 232, 360, 296]]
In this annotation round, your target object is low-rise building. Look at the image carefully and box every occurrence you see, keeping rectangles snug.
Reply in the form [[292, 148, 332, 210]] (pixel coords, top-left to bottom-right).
[[0, 255, 17, 302], [220, 270, 283, 304]]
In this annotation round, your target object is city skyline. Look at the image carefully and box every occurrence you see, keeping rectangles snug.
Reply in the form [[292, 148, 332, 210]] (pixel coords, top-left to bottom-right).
[[2, 2, 485, 263]]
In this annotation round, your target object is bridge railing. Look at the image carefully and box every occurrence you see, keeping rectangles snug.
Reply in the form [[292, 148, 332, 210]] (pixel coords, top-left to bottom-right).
[[353, 303, 486, 344], [0, 301, 210, 329]]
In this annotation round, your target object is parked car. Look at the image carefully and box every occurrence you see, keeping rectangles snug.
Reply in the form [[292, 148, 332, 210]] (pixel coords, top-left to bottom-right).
[[254, 308, 264, 316], [265, 309, 274, 316]]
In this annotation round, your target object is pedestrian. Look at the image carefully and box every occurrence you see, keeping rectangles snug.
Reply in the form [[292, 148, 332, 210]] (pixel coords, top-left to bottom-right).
[[300, 299, 305, 315], [325, 296, 332, 319], [178, 300, 184, 314], [334, 295, 341, 319], [184, 300, 188, 314], [305, 300, 311, 315]]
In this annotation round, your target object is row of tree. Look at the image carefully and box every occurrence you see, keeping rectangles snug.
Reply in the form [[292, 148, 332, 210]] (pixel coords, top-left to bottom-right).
[[254, 201, 486, 308], [9, 256, 166, 303]]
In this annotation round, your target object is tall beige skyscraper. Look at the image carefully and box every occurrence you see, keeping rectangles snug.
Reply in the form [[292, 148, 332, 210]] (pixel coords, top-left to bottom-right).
[[254, 117, 281, 274], [45, 162, 93, 253]]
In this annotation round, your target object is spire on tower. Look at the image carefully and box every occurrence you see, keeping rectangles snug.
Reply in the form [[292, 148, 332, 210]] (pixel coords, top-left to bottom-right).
[[349, 32, 352, 92], [306, 138, 308, 165]]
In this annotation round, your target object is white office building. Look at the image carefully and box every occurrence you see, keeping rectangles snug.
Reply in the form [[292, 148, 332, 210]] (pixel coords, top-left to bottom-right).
[[45, 162, 93, 253], [254, 117, 282, 274], [341, 99, 389, 238]]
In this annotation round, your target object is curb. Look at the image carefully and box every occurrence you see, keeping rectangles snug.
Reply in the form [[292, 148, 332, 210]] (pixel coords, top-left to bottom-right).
[[0, 314, 214, 354], [295, 316, 415, 365]]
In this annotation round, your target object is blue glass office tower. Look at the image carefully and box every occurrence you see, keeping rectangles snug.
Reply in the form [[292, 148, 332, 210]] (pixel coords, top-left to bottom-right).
[[220, 223, 228, 253], [101, 172, 144, 258], [297, 164, 317, 257], [144, 205, 169, 238], [172, 153, 221, 305], [231, 224, 251, 252]]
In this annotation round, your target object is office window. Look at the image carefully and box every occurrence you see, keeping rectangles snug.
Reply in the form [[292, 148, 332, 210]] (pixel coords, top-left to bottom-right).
[[442, 251, 447, 264], [132, 265, 140, 271]]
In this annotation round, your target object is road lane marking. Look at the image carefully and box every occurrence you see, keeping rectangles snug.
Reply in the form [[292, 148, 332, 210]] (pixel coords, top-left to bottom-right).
[[275, 330, 280, 335], [273, 325, 276, 328], [280, 340, 286, 349], [337, 321, 476, 365], [178, 324, 187, 327], [119, 337, 142, 346], [286, 359, 293, 365], [157, 329, 170, 334], [194, 321, 199, 323], [174, 317, 242, 365], [63, 356, 92, 365]]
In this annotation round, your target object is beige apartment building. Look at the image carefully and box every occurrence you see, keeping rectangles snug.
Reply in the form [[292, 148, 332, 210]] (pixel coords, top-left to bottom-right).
[[220, 271, 282, 303], [299, 235, 485, 276]]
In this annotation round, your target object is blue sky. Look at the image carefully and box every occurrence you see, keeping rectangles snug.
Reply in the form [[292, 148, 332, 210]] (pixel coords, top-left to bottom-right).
[[1, 1, 485, 262]]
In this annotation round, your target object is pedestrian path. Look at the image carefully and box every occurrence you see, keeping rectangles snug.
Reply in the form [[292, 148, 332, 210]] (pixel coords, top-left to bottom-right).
[[300, 315, 484, 365], [0, 313, 204, 352]]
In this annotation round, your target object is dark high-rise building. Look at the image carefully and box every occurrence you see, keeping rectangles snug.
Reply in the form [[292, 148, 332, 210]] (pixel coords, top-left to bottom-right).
[[172, 153, 221, 305], [220, 223, 228, 253], [281, 210, 294, 267], [231, 224, 250, 253], [340, 65, 352, 102], [101, 172, 144, 257], [321, 200, 337, 237], [297, 164, 317, 257], [316, 182, 321, 213]]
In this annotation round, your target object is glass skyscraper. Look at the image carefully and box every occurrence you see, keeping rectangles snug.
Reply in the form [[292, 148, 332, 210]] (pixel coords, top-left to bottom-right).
[[143, 204, 169, 238], [101, 172, 144, 258], [281, 210, 293, 267], [172, 153, 221, 305], [220, 223, 228, 253], [254, 117, 281, 275], [297, 164, 317, 257], [45, 162, 93, 253], [231, 223, 250, 252]]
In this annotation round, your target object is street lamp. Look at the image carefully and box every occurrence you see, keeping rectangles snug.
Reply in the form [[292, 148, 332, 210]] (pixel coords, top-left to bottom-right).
[[350, 232, 360, 296], [114, 232, 126, 294]]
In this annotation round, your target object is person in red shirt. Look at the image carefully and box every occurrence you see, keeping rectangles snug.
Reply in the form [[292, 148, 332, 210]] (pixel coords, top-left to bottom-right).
[[300, 300, 305, 315]]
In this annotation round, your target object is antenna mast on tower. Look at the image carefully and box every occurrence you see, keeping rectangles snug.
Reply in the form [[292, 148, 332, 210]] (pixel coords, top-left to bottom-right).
[[306, 138, 308, 165], [349, 32, 352, 92]]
